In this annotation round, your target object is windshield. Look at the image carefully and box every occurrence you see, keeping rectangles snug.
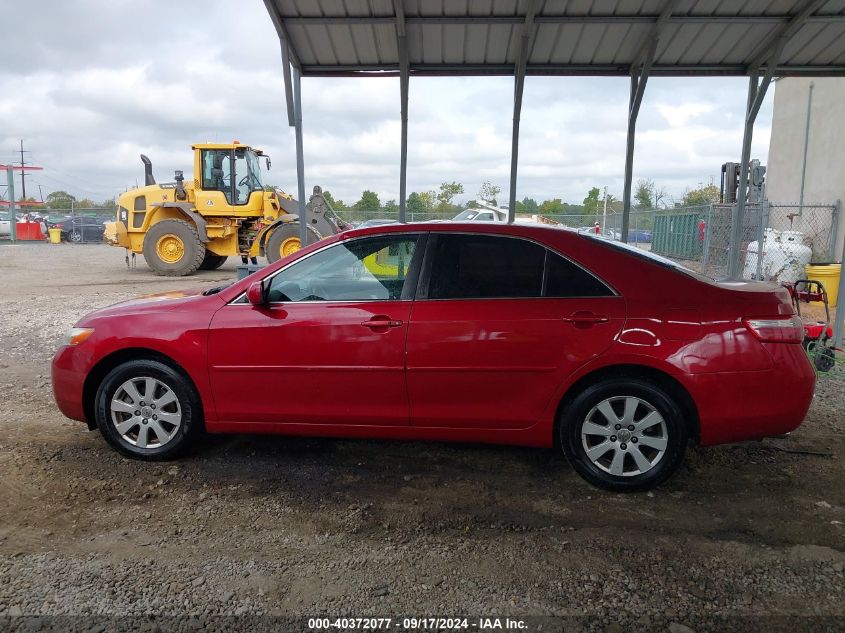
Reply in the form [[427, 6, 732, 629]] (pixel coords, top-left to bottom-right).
[[453, 210, 480, 221], [236, 149, 263, 196], [201, 148, 264, 205]]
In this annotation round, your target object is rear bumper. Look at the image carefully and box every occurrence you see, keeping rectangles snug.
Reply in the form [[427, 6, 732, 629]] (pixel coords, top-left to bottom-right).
[[51, 345, 89, 424], [688, 344, 816, 446]]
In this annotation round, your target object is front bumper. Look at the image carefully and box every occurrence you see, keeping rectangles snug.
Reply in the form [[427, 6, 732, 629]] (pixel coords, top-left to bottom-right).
[[51, 344, 90, 424]]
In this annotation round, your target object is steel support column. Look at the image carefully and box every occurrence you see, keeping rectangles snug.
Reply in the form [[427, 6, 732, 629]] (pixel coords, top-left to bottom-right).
[[728, 74, 763, 278], [834, 228, 845, 351], [6, 166, 16, 243], [728, 46, 786, 277], [621, 70, 649, 243], [394, 0, 409, 223], [729, 0, 826, 276], [293, 67, 307, 247], [508, 1, 537, 224], [621, 0, 677, 243], [263, 0, 300, 126]]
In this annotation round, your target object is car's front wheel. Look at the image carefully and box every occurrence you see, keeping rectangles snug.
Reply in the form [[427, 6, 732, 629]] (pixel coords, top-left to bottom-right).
[[560, 378, 688, 492], [94, 360, 203, 460]]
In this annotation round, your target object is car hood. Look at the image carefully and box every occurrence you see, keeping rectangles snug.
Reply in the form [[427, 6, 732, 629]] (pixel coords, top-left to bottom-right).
[[76, 288, 218, 324]]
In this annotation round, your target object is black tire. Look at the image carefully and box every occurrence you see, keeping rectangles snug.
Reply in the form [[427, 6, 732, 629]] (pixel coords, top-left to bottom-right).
[[199, 252, 228, 270], [142, 219, 205, 276], [265, 223, 321, 264], [94, 359, 204, 460], [559, 378, 688, 492]]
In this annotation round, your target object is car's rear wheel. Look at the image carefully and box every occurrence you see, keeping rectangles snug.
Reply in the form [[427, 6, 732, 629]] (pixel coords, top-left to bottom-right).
[[94, 360, 203, 460], [560, 378, 687, 492]]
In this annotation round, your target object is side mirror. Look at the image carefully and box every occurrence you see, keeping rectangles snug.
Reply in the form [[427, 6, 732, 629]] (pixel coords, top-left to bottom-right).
[[246, 281, 266, 306]]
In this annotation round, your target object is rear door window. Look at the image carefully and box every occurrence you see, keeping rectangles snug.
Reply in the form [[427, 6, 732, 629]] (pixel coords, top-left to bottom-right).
[[426, 234, 545, 299], [423, 233, 614, 300]]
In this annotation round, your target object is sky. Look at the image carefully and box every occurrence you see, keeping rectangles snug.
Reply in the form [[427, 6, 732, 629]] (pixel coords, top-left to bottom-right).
[[0, 0, 774, 208]]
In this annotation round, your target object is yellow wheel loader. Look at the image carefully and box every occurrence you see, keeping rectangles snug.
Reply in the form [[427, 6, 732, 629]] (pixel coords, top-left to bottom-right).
[[104, 142, 348, 276]]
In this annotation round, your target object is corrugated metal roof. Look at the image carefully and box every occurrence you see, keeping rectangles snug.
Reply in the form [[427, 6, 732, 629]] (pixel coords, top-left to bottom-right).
[[265, 0, 845, 76]]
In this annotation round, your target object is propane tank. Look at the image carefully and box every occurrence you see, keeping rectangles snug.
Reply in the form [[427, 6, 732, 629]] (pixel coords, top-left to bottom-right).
[[743, 228, 780, 280], [773, 230, 812, 284]]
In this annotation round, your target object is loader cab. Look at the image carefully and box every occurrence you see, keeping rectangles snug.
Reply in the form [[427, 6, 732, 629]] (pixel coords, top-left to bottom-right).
[[193, 143, 266, 215]]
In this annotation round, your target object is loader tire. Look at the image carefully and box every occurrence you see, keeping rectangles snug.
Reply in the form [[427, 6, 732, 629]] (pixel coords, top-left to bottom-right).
[[199, 252, 228, 270], [265, 223, 320, 264], [143, 219, 206, 277]]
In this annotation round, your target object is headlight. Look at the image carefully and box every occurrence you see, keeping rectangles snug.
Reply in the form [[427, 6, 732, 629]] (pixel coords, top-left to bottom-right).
[[65, 327, 94, 346]]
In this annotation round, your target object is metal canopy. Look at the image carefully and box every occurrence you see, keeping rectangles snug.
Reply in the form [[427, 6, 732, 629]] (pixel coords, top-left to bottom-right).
[[263, 0, 845, 253], [268, 0, 845, 77]]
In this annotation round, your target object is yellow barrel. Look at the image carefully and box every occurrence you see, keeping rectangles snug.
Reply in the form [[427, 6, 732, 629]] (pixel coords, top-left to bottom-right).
[[805, 263, 841, 308], [48, 228, 62, 244]]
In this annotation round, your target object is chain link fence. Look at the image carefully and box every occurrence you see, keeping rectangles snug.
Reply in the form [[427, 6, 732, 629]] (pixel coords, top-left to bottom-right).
[[599, 203, 839, 280]]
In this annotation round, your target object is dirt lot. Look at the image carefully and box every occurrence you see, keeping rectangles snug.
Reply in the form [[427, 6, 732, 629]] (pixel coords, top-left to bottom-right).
[[0, 242, 843, 632]]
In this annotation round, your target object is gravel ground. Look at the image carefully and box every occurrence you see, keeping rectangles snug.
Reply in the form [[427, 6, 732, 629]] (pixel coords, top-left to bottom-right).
[[0, 243, 843, 632]]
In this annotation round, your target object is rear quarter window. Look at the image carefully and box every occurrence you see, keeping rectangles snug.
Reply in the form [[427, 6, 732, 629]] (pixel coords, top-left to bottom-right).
[[544, 251, 613, 297]]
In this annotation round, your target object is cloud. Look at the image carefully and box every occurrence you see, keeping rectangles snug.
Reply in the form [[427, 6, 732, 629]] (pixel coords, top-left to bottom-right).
[[0, 0, 774, 208], [656, 102, 716, 127]]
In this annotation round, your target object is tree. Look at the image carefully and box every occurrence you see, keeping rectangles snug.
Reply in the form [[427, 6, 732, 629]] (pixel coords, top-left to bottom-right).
[[634, 179, 669, 209], [477, 181, 501, 205], [437, 181, 464, 210], [583, 187, 601, 216], [322, 190, 346, 210], [539, 198, 566, 214], [418, 190, 437, 211], [516, 197, 539, 213], [18, 196, 46, 210], [406, 192, 427, 214], [354, 190, 380, 211], [45, 190, 76, 210], [682, 184, 720, 206], [634, 180, 653, 209], [383, 199, 398, 213], [76, 198, 97, 209]]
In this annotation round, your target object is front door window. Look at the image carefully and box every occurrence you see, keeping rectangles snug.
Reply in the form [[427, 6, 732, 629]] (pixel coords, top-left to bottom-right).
[[266, 234, 422, 302]]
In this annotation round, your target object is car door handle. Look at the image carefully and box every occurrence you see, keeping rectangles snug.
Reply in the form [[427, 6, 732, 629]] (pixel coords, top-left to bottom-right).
[[563, 312, 609, 324], [361, 317, 404, 329]]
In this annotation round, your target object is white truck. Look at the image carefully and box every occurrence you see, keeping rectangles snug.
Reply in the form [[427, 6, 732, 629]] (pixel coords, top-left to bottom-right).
[[452, 201, 559, 226]]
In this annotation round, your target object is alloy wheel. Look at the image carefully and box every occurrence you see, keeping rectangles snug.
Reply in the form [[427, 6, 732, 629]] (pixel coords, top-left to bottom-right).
[[109, 376, 182, 448], [580, 396, 668, 477]]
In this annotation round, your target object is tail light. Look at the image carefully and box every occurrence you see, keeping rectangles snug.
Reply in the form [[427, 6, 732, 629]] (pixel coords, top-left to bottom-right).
[[743, 315, 804, 343]]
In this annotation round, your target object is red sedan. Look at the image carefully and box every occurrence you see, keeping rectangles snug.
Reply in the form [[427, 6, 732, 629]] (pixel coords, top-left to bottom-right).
[[52, 223, 815, 491]]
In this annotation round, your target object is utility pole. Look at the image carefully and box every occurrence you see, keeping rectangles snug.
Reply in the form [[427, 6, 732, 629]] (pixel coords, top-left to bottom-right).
[[602, 186, 608, 232], [19, 139, 30, 200]]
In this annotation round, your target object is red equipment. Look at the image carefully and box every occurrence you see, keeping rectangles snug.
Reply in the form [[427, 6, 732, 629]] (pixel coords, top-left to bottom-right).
[[784, 279, 837, 372]]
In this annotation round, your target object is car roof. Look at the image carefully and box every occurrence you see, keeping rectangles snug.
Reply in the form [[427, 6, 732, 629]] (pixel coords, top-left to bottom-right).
[[340, 221, 579, 241]]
